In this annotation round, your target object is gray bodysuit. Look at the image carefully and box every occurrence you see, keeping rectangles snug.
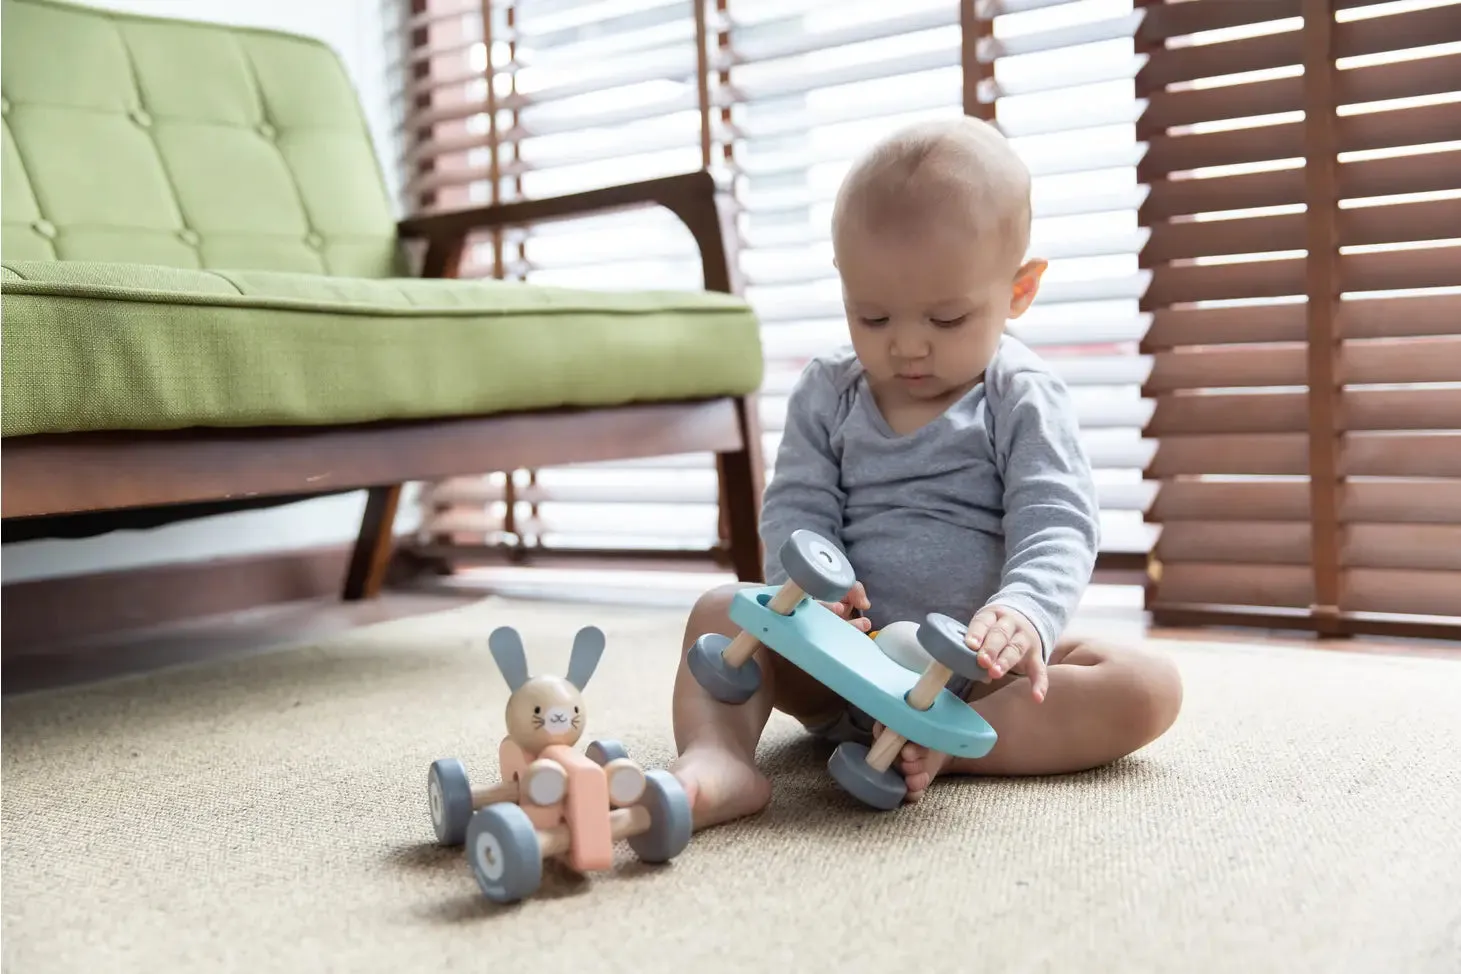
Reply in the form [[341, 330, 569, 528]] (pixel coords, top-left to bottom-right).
[[760, 334, 1100, 709]]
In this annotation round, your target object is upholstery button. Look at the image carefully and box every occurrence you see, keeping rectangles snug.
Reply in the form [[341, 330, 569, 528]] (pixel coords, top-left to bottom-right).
[[305, 231, 324, 250], [31, 219, 56, 239], [257, 121, 276, 140], [128, 107, 152, 128], [177, 228, 201, 246]]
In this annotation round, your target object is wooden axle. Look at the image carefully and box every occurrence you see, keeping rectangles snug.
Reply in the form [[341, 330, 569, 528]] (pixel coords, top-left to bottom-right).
[[538, 804, 652, 860], [470, 781, 519, 807], [722, 580, 808, 667], [864, 659, 955, 773]]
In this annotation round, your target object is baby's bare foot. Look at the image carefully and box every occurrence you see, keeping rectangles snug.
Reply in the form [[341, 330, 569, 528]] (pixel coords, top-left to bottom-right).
[[873, 723, 951, 802], [897, 743, 951, 801], [670, 744, 772, 829]]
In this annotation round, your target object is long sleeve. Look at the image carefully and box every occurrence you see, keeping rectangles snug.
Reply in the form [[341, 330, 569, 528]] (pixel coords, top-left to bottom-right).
[[759, 360, 847, 585], [985, 367, 1101, 659]]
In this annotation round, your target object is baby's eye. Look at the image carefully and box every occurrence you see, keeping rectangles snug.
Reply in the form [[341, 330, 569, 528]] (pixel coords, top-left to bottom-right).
[[859, 316, 889, 327], [931, 315, 967, 328]]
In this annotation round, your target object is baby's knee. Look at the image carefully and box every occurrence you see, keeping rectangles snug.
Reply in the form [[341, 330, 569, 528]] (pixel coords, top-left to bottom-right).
[[680, 582, 756, 654], [1127, 650, 1183, 742]]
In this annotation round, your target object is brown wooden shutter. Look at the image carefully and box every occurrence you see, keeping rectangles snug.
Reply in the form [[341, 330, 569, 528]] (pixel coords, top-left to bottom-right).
[[1139, 0, 1461, 638]]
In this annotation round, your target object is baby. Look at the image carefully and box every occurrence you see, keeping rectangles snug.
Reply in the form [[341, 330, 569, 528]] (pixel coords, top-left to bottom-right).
[[669, 116, 1183, 829]]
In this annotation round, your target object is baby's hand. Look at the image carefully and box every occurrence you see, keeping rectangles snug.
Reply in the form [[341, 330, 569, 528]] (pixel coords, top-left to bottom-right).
[[965, 604, 1047, 702], [821, 581, 872, 633]]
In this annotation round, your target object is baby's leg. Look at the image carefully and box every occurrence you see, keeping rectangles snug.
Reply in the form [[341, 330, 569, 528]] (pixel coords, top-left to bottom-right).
[[895, 637, 1183, 798], [669, 583, 845, 829]]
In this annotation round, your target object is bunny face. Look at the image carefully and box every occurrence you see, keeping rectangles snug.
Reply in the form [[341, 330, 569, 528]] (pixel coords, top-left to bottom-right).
[[504, 675, 586, 751]]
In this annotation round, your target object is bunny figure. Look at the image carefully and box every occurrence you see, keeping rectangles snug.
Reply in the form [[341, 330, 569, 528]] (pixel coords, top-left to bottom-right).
[[488, 624, 605, 756]]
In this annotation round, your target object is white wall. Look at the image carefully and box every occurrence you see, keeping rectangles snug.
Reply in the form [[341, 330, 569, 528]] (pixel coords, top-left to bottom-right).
[[2, 0, 417, 584]]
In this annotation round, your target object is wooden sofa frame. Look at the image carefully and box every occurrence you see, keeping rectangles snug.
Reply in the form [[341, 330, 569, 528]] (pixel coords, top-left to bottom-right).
[[1, 171, 767, 599]]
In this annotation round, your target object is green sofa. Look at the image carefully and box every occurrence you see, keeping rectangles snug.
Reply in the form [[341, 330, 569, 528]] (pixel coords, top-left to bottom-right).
[[1, 0, 767, 596]]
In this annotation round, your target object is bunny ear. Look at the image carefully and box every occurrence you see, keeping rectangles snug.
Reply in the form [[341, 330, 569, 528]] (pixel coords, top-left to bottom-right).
[[564, 626, 606, 691], [488, 626, 531, 692]]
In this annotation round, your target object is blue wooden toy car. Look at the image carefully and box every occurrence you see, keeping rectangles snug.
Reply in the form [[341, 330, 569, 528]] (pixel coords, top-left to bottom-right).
[[687, 529, 998, 810]]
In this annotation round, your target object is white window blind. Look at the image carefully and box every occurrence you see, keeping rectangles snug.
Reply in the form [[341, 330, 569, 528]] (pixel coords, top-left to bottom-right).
[[399, 0, 1157, 576]]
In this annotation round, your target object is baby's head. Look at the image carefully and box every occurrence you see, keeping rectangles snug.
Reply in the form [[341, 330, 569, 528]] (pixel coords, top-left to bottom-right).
[[831, 116, 1046, 403]]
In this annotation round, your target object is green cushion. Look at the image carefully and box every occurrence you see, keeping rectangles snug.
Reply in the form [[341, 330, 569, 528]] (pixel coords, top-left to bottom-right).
[[1, 261, 765, 437], [0, 0, 403, 277]]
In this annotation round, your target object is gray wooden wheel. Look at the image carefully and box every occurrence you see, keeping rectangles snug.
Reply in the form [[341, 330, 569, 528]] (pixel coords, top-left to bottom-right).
[[780, 529, 857, 603], [466, 803, 544, 904], [827, 742, 907, 811], [918, 612, 987, 681], [428, 758, 474, 846], [585, 739, 629, 765], [686, 632, 762, 704], [627, 770, 694, 864]]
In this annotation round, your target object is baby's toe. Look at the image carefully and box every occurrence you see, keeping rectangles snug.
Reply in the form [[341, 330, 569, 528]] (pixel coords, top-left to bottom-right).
[[903, 771, 932, 801]]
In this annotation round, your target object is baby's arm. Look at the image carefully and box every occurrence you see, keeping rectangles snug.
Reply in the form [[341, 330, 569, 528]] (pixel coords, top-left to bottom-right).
[[759, 361, 847, 584], [986, 368, 1101, 659]]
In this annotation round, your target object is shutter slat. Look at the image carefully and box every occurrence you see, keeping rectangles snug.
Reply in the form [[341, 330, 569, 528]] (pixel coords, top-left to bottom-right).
[[1343, 569, 1461, 618], [1343, 432, 1461, 478], [1150, 480, 1311, 523], [1146, 257, 1306, 306], [981, 12, 1146, 61], [1156, 563, 1315, 608], [734, 43, 961, 104], [1340, 293, 1461, 339], [987, 53, 1146, 99], [1343, 387, 1461, 433], [1335, 3, 1461, 60], [1146, 345, 1307, 393], [1141, 0, 1300, 41], [1145, 123, 1306, 178], [1340, 196, 1461, 248], [1342, 246, 1461, 294], [1343, 480, 1461, 525], [1148, 392, 1308, 437], [1139, 28, 1301, 89], [1343, 336, 1461, 385], [729, 7, 958, 64], [1144, 212, 1305, 262], [1150, 478, 1461, 526], [1157, 521, 1311, 566], [1150, 389, 1461, 437], [1344, 525, 1461, 571], [1144, 166, 1305, 220], [1144, 303, 1306, 349], [1148, 434, 1309, 476], [1340, 147, 1461, 201], [1139, 53, 1461, 134]]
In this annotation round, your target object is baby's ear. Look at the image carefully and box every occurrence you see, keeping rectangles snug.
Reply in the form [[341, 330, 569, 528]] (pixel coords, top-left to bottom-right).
[[1008, 258, 1047, 319]]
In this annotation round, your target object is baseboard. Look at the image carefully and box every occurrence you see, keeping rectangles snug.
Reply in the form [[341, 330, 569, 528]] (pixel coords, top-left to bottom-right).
[[1, 544, 351, 655]]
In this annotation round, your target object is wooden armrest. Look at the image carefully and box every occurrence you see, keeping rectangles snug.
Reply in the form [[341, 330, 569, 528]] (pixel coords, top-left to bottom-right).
[[396, 170, 736, 292]]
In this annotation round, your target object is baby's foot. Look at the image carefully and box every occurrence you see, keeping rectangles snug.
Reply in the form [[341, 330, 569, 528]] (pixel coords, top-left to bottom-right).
[[873, 723, 951, 802], [670, 744, 772, 829], [897, 743, 952, 801]]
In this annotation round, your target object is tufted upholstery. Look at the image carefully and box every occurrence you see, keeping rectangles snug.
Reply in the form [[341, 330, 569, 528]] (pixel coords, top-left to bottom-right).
[[0, 0, 404, 277]]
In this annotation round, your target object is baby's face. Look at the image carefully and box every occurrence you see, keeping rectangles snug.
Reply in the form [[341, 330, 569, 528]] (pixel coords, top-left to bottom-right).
[[835, 219, 1039, 405]]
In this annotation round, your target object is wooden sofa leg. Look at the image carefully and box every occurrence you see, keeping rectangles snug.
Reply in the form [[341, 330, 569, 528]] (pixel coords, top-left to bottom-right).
[[343, 484, 403, 601], [716, 395, 766, 583]]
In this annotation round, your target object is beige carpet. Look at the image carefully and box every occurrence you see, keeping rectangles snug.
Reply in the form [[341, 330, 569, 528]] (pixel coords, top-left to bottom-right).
[[4, 597, 1459, 973]]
